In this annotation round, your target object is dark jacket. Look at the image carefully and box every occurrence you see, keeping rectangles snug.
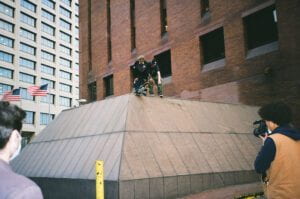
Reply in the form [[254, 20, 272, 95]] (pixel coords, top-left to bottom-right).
[[0, 159, 43, 199], [132, 61, 150, 80]]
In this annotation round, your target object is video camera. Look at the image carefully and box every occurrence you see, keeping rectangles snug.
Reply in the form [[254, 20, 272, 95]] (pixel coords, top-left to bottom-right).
[[253, 120, 268, 137]]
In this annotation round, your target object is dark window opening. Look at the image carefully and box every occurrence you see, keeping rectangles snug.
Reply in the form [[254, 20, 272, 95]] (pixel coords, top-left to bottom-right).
[[200, 27, 225, 64], [154, 50, 172, 78], [107, 0, 112, 62], [130, 0, 136, 50], [104, 75, 114, 97], [21, 131, 34, 149], [200, 0, 210, 17], [244, 5, 278, 50], [160, 0, 167, 36], [88, 0, 92, 71], [88, 81, 97, 102]]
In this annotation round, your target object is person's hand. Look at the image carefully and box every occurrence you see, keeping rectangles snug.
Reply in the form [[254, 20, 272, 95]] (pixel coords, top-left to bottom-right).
[[259, 133, 268, 145], [149, 78, 154, 84]]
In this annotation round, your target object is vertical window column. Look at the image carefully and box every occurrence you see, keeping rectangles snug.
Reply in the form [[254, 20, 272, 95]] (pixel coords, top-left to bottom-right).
[[107, 0, 112, 62], [160, 0, 168, 36], [130, 0, 136, 50]]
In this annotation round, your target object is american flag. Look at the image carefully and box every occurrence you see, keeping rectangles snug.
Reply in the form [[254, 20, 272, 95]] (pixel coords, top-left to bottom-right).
[[1, 88, 21, 101], [28, 84, 48, 96]]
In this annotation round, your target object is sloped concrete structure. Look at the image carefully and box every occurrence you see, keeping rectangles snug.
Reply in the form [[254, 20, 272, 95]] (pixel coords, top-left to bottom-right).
[[12, 94, 261, 199]]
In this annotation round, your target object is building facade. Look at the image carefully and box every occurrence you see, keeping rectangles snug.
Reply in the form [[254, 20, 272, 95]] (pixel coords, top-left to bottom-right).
[[79, 0, 300, 125], [0, 0, 80, 145]]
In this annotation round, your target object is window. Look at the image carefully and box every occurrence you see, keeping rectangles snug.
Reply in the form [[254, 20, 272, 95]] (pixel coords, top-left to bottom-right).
[[41, 64, 55, 75], [154, 50, 172, 78], [42, 0, 55, 9], [60, 70, 72, 80], [41, 94, 55, 104], [75, 87, 79, 95], [107, 0, 112, 62], [59, 57, 71, 68], [60, 6, 71, 18], [0, 67, 13, 79], [60, 18, 71, 30], [20, 72, 35, 84], [42, 9, 55, 22], [200, 27, 225, 64], [0, 19, 14, 33], [74, 74, 79, 82], [24, 111, 35, 124], [41, 51, 55, 62], [20, 88, 34, 101], [74, 62, 79, 72], [160, 0, 168, 36], [60, 45, 72, 55], [41, 78, 55, 89], [60, 83, 72, 93], [130, 0, 136, 50], [74, 39, 79, 48], [0, 51, 13, 63], [75, 26, 79, 35], [61, 0, 71, 7], [75, 15, 79, 24], [21, 131, 34, 149], [20, 43, 36, 55], [88, 81, 97, 102], [20, 28, 36, 41], [20, 57, 35, 70], [75, 3, 79, 13], [41, 37, 55, 49], [0, 35, 14, 48], [42, 23, 55, 36], [40, 113, 55, 125], [60, 31, 71, 43], [0, 83, 13, 94], [244, 5, 278, 50], [74, 51, 79, 62], [21, 0, 36, 13], [200, 0, 210, 17], [104, 75, 113, 97], [59, 96, 71, 107], [20, 12, 36, 27], [0, 2, 14, 17]]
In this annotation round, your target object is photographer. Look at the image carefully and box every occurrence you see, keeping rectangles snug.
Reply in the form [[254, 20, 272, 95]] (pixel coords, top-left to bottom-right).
[[0, 101, 43, 198], [254, 102, 300, 198]]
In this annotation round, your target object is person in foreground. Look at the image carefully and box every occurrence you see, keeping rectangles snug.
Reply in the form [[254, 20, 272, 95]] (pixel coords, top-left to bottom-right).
[[0, 101, 43, 199], [254, 102, 300, 199]]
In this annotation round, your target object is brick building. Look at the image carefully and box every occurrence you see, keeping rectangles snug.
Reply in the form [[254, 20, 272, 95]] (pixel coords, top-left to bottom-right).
[[79, 0, 300, 125]]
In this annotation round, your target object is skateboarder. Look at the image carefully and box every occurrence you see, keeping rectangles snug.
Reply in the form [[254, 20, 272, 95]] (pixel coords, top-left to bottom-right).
[[132, 55, 150, 96]]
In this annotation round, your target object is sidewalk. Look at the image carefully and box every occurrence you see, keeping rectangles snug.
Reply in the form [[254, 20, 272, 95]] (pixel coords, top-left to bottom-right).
[[183, 182, 263, 199]]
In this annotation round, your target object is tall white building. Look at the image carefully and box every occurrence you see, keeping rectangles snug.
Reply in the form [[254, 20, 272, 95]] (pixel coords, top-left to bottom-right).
[[0, 0, 79, 146]]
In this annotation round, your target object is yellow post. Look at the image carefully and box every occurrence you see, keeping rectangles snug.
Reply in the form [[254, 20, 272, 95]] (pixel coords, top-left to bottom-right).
[[95, 160, 104, 199]]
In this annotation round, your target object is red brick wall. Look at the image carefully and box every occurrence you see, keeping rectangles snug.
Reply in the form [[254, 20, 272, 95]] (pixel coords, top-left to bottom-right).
[[80, 0, 300, 125]]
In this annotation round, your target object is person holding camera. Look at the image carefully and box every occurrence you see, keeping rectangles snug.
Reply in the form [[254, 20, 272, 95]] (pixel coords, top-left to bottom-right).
[[132, 55, 150, 96], [148, 58, 163, 97], [254, 102, 300, 198], [0, 101, 43, 199]]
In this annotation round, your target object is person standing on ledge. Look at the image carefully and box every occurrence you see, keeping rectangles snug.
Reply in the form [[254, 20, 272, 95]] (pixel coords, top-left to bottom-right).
[[148, 58, 163, 97], [254, 102, 300, 199], [0, 101, 43, 199], [132, 55, 150, 96]]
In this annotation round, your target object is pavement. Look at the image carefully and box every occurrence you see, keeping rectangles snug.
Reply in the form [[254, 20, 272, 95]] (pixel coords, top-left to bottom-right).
[[182, 182, 263, 199]]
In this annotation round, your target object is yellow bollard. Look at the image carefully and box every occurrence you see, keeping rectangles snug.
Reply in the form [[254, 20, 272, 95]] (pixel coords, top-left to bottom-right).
[[95, 160, 104, 199]]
